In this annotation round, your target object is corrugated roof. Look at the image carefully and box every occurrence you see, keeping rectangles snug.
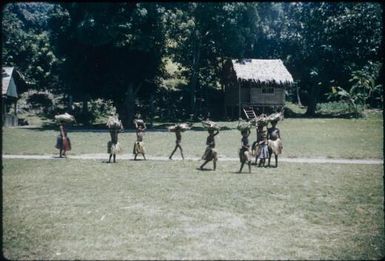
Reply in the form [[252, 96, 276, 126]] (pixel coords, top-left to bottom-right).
[[2, 67, 14, 95], [231, 59, 293, 84]]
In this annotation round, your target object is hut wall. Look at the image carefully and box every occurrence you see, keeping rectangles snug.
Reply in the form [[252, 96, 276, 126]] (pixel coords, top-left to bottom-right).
[[249, 87, 284, 105], [224, 82, 239, 106], [240, 87, 250, 103]]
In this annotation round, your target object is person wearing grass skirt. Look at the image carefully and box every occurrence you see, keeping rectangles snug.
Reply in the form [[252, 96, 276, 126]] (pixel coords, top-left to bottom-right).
[[200, 128, 219, 170], [108, 125, 123, 163], [133, 119, 146, 160], [238, 128, 252, 173], [55, 123, 71, 158], [253, 123, 269, 167], [267, 120, 283, 167]]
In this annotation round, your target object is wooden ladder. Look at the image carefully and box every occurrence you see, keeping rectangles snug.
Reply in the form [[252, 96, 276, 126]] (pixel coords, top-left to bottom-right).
[[243, 106, 257, 120]]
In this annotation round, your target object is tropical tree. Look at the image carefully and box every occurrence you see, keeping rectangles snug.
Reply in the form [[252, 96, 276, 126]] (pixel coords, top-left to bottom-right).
[[163, 2, 261, 118], [48, 2, 167, 125], [284, 2, 383, 115], [2, 3, 59, 91]]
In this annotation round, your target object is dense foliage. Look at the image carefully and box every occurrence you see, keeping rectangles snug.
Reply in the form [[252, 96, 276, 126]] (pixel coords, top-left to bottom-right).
[[2, 2, 383, 123]]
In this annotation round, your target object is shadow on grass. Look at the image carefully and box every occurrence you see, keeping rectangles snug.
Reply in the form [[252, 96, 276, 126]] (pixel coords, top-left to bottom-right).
[[196, 167, 216, 171], [230, 171, 253, 174]]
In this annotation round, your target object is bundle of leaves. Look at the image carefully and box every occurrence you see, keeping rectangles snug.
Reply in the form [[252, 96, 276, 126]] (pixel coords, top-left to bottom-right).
[[250, 114, 269, 127], [55, 113, 75, 124], [202, 120, 220, 130], [168, 123, 192, 132], [106, 116, 122, 129], [134, 119, 145, 128], [267, 112, 284, 122], [237, 121, 251, 132]]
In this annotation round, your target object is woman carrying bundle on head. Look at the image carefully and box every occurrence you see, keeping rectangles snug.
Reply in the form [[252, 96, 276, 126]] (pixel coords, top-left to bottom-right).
[[267, 113, 283, 168], [54, 113, 75, 158], [168, 123, 191, 160], [200, 120, 219, 171], [107, 115, 124, 163], [133, 116, 146, 160], [237, 122, 252, 173], [252, 115, 269, 167]]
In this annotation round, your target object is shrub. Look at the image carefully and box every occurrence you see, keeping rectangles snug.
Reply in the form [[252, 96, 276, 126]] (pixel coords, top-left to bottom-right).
[[316, 101, 364, 117]]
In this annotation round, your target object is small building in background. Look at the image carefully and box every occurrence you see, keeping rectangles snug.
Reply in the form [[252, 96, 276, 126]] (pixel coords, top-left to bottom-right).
[[2, 67, 20, 126], [223, 59, 293, 119]]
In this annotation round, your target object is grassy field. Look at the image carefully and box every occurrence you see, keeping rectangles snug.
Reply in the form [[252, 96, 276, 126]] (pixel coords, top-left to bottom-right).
[[2, 111, 383, 159], [3, 111, 384, 259], [3, 159, 384, 260]]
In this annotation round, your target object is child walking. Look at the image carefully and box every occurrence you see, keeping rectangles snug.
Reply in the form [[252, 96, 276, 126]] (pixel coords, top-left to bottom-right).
[[267, 119, 283, 167], [56, 123, 71, 158], [54, 113, 75, 158], [133, 117, 146, 160], [107, 115, 123, 163], [238, 128, 252, 173], [252, 116, 269, 167], [200, 122, 219, 170], [168, 123, 190, 160]]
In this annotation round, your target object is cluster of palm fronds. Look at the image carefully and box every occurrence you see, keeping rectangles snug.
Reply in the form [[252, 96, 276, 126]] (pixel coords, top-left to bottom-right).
[[106, 116, 122, 129], [202, 120, 220, 130], [55, 113, 75, 124], [168, 123, 192, 132], [238, 112, 283, 131]]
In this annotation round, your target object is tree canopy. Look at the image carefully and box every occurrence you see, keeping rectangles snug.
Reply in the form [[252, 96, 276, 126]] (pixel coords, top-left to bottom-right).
[[2, 2, 383, 123]]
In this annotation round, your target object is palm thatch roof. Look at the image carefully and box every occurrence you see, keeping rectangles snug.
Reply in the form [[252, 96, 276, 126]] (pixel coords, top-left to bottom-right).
[[2, 67, 18, 98], [231, 59, 293, 85]]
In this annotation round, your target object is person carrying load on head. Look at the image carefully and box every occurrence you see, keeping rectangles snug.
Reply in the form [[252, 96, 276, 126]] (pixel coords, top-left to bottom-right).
[[54, 113, 75, 158], [107, 114, 124, 163], [168, 123, 191, 160], [133, 114, 146, 160], [237, 121, 252, 173], [267, 112, 283, 168], [251, 114, 269, 167], [200, 120, 219, 171]]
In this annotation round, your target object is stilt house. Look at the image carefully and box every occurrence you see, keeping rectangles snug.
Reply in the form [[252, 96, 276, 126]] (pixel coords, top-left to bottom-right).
[[223, 59, 293, 119]]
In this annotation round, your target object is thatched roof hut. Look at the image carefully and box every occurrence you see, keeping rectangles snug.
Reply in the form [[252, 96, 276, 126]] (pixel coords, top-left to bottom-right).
[[2, 67, 21, 126], [231, 59, 293, 84], [223, 59, 294, 119], [2, 67, 18, 99]]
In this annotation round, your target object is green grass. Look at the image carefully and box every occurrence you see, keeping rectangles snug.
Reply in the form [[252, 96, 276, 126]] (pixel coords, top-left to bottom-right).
[[3, 159, 384, 260], [3, 111, 383, 159], [3, 111, 384, 258]]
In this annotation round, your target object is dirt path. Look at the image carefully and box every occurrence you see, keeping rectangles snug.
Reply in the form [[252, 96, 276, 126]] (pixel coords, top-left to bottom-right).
[[2, 154, 383, 165]]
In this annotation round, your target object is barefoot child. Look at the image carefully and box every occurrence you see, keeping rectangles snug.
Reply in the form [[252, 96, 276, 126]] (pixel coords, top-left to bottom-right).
[[107, 115, 123, 163], [56, 123, 71, 158], [238, 128, 252, 173], [200, 121, 219, 170], [267, 118, 283, 167], [253, 115, 269, 167], [168, 123, 190, 160], [54, 113, 75, 158], [133, 118, 146, 160]]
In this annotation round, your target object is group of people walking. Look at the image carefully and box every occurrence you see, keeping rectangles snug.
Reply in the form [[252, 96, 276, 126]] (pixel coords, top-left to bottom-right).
[[55, 113, 282, 173], [238, 114, 283, 173]]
